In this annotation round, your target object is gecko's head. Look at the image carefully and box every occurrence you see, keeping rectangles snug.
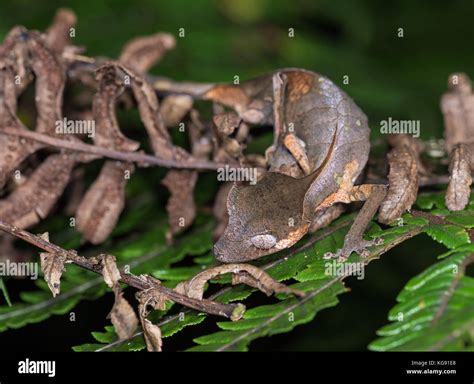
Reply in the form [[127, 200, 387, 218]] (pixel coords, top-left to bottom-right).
[[213, 173, 311, 263]]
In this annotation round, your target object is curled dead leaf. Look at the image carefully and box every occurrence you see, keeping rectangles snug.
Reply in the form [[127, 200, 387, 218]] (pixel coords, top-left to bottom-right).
[[0, 64, 42, 189], [136, 284, 168, 314], [162, 170, 198, 239], [441, 73, 474, 152], [26, 30, 66, 136], [0, 154, 76, 228], [117, 64, 185, 160], [379, 136, 420, 224], [45, 8, 77, 53], [76, 161, 133, 244], [93, 64, 140, 152], [188, 109, 213, 159], [119, 33, 175, 74], [141, 317, 162, 352], [175, 263, 305, 300], [213, 112, 241, 136], [446, 143, 472, 211], [39, 232, 68, 297], [110, 291, 139, 340], [160, 95, 193, 128], [99, 254, 122, 289]]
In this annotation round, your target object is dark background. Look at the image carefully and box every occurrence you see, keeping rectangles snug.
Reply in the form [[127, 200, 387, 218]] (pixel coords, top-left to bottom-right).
[[0, 0, 472, 351]]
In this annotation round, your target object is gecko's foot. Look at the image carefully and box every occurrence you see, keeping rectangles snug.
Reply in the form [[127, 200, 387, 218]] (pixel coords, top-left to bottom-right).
[[323, 237, 384, 262]]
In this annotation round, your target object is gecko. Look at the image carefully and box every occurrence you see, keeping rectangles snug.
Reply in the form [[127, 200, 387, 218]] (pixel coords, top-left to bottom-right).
[[154, 69, 387, 262]]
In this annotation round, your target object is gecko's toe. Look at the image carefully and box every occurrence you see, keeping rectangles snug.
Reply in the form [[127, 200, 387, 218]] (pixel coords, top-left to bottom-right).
[[323, 251, 336, 260], [335, 238, 383, 262], [373, 237, 384, 246], [322, 237, 383, 262]]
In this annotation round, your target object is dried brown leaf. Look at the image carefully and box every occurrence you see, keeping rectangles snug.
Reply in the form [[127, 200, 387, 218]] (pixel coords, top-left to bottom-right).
[[161, 170, 198, 237], [136, 293, 164, 352], [379, 137, 419, 224], [40, 252, 67, 297], [213, 112, 241, 136], [160, 95, 193, 128], [136, 280, 167, 314], [446, 143, 472, 211], [117, 64, 180, 159], [211, 111, 244, 163], [441, 73, 474, 152], [93, 64, 140, 151], [76, 161, 133, 244], [45, 8, 77, 53], [175, 263, 305, 300], [0, 154, 75, 228], [39, 232, 67, 297], [140, 318, 162, 352], [26, 31, 66, 136], [188, 109, 213, 159], [0, 64, 42, 189], [110, 292, 138, 340], [0, 26, 32, 94], [99, 254, 122, 289], [119, 33, 175, 74]]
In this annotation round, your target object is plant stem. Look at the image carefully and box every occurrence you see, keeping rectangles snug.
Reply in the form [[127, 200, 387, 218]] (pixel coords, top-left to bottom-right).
[[0, 220, 243, 320], [1, 127, 226, 171]]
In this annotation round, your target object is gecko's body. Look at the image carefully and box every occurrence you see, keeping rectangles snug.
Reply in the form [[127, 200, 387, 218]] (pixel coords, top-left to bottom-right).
[[156, 69, 385, 263]]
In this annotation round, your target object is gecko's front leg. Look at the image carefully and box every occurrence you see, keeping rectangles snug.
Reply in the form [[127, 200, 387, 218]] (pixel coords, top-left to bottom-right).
[[318, 184, 387, 262]]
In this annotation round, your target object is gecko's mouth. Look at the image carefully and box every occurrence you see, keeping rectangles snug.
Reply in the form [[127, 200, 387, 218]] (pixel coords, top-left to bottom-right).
[[213, 238, 278, 263]]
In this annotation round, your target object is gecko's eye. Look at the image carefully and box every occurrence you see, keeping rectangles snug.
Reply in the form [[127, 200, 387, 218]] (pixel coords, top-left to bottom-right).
[[250, 234, 277, 250]]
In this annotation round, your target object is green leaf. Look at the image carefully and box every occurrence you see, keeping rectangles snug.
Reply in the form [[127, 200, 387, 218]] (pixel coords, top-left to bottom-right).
[[445, 211, 474, 228], [189, 282, 346, 351], [0, 278, 11, 307], [369, 251, 474, 351], [424, 225, 470, 249]]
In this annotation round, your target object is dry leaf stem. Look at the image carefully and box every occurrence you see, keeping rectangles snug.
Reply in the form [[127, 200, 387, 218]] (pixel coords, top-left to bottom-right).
[[0, 219, 244, 320], [1, 126, 225, 171]]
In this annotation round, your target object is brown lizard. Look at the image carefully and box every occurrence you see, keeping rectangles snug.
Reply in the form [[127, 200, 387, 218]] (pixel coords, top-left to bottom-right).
[[154, 69, 387, 262]]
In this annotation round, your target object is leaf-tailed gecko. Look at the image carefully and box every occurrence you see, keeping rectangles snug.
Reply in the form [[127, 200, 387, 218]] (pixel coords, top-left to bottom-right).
[[155, 69, 387, 262]]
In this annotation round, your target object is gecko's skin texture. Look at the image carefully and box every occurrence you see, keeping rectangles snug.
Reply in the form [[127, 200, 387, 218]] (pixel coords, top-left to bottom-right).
[[206, 69, 374, 263]]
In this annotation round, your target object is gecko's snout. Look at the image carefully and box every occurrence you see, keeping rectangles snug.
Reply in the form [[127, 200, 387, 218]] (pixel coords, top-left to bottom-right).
[[213, 237, 247, 263], [213, 243, 225, 262]]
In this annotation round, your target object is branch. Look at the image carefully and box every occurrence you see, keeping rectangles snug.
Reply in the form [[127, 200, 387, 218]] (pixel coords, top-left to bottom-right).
[[1, 127, 226, 171], [0, 220, 244, 320]]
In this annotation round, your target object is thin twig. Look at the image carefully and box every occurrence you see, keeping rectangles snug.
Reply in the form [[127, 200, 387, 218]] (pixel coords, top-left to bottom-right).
[[2, 126, 458, 181], [0, 220, 243, 320], [1, 127, 226, 170]]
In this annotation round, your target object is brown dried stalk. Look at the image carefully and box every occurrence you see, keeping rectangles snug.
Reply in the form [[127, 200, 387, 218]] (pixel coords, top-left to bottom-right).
[[1, 126, 225, 170], [379, 135, 421, 224], [441, 73, 474, 211], [0, 219, 245, 320]]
